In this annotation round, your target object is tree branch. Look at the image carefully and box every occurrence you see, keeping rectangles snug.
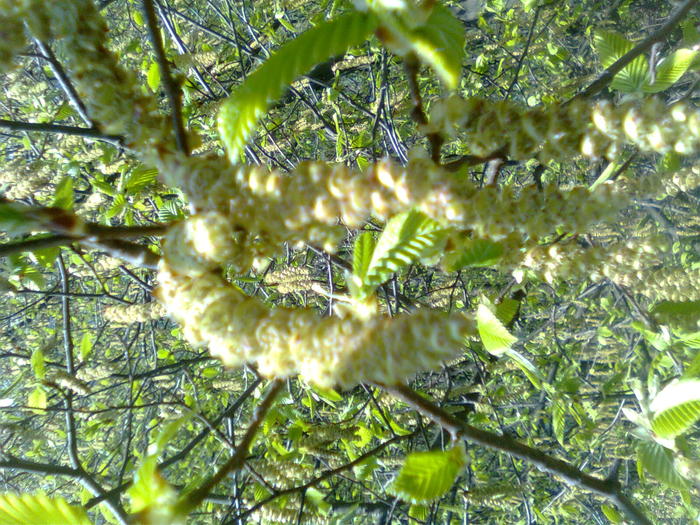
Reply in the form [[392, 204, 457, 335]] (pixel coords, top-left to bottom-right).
[[572, 0, 698, 101], [57, 256, 129, 525], [379, 382, 652, 525], [34, 39, 93, 126], [0, 119, 123, 146], [177, 379, 284, 513], [142, 0, 189, 155]]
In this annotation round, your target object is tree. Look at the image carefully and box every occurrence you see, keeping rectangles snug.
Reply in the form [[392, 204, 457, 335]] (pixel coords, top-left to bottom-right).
[[0, 0, 699, 523]]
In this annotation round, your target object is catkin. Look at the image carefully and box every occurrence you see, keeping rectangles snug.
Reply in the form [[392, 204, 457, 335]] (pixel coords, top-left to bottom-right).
[[428, 96, 700, 160]]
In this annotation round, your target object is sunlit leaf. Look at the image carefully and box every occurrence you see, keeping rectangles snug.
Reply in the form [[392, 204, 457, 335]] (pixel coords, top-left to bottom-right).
[[477, 301, 517, 355], [0, 493, 92, 525], [52, 177, 74, 211], [650, 378, 700, 439], [388, 444, 467, 503], [637, 440, 689, 489], [409, 4, 465, 89], [218, 11, 378, 160], [147, 61, 161, 92], [644, 48, 698, 93], [363, 210, 447, 292], [442, 237, 504, 271]]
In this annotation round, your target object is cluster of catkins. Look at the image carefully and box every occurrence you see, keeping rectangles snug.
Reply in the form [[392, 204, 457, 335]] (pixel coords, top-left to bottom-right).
[[5, 0, 699, 386], [156, 148, 625, 272], [157, 222, 474, 387], [429, 95, 700, 160]]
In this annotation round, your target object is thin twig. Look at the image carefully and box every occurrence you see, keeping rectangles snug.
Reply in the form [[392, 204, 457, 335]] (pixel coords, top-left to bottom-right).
[[34, 39, 93, 126], [404, 54, 443, 163], [224, 432, 415, 523], [0, 118, 123, 146], [379, 382, 652, 525], [142, 0, 189, 155], [571, 0, 698, 101]]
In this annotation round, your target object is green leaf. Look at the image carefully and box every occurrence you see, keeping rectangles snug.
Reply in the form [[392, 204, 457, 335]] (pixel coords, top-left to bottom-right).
[[442, 237, 504, 271], [157, 201, 184, 222], [552, 400, 566, 446], [79, 333, 93, 361], [124, 165, 158, 194], [637, 441, 689, 489], [363, 210, 446, 291], [652, 300, 700, 328], [593, 30, 633, 69], [476, 301, 517, 355], [593, 30, 648, 92], [30, 347, 45, 380], [495, 297, 520, 326], [601, 504, 623, 523], [0, 493, 92, 525], [388, 444, 467, 503], [353, 231, 376, 280], [52, 177, 74, 211], [127, 456, 181, 522], [0, 202, 38, 235], [27, 386, 46, 412], [147, 61, 161, 93], [644, 49, 698, 93], [106, 194, 126, 220], [504, 349, 544, 388], [650, 378, 700, 439], [408, 4, 465, 89], [218, 11, 378, 161]]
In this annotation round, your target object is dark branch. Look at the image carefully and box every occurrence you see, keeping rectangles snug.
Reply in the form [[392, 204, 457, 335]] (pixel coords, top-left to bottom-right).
[[0, 119, 123, 146], [379, 382, 652, 525], [142, 0, 189, 155]]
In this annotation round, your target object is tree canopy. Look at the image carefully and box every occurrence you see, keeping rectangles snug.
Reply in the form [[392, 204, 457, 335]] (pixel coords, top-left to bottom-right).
[[0, 0, 699, 523]]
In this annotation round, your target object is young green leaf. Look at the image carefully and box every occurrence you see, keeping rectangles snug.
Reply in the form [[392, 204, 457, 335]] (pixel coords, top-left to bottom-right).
[[146, 61, 160, 93], [363, 210, 446, 291], [218, 11, 378, 161], [27, 386, 46, 412], [124, 165, 158, 194], [644, 48, 698, 93], [127, 456, 182, 524], [352, 231, 376, 281], [476, 301, 517, 355], [388, 444, 467, 503], [593, 30, 648, 92], [0, 493, 93, 525], [650, 378, 700, 439], [52, 177, 74, 211], [637, 441, 689, 489], [30, 347, 45, 380], [442, 237, 504, 271], [408, 4, 465, 89]]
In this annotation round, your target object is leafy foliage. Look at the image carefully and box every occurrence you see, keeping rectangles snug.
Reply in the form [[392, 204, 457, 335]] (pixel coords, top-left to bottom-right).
[[650, 378, 700, 439], [388, 444, 467, 503], [218, 10, 378, 160], [0, 493, 92, 525]]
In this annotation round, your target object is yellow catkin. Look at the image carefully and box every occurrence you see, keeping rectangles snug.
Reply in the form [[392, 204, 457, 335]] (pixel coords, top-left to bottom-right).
[[429, 96, 700, 160], [156, 255, 475, 388], [103, 302, 167, 324], [157, 149, 623, 272], [264, 265, 316, 294]]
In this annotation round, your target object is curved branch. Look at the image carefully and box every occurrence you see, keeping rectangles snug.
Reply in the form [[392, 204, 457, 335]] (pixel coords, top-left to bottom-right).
[[379, 382, 651, 525]]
